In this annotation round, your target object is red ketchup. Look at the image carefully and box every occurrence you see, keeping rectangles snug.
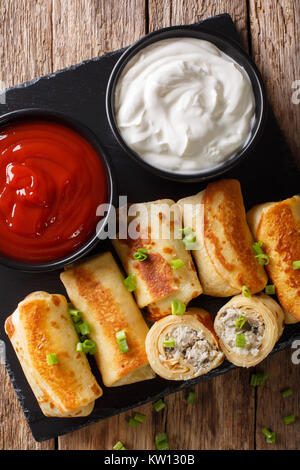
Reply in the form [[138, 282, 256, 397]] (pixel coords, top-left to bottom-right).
[[0, 120, 107, 262]]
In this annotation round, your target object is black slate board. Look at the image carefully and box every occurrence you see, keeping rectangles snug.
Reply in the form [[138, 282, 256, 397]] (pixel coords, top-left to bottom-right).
[[1, 13, 300, 442]]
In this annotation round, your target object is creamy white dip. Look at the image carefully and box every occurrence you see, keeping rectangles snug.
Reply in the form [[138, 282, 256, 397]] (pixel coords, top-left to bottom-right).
[[115, 38, 255, 173]]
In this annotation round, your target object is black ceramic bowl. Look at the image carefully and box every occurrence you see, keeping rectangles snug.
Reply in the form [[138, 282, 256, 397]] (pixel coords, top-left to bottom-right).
[[106, 25, 268, 183], [0, 108, 117, 272]]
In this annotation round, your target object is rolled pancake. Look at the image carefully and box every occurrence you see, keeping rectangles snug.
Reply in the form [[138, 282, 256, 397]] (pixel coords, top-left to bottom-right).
[[5, 291, 102, 418], [145, 309, 224, 381], [247, 196, 300, 323], [214, 293, 284, 367], [60, 252, 155, 387], [112, 199, 202, 321], [177, 179, 268, 296]]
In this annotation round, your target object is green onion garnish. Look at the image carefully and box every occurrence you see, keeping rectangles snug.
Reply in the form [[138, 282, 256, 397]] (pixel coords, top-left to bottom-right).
[[242, 285, 251, 298], [116, 330, 129, 353], [169, 259, 185, 270], [163, 338, 175, 348], [134, 412, 146, 424], [171, 299, 186, 315], [46, 353, 59, 365], [179, 227, 193, 235], [153, 399, 166, 412], [123, 273, 137, 292], [155, 432, 170, 450], [255, 253, 270, 266], [262, 427, 276, 443], [182, 233, 197, 250], [252, 241, 264, 255], [128, 417, 139, 428], [76, 342, 84, 353], [284, 414, 296, 425], [250, 372, 268, 387], [78, 322, 91, 336], [235, 314, 247, 330], [265, 284, 276, 295], [113, 441, 126, 450], [186, 391, 196, 404], [83, 339, 97, 355], [293, 260, 300, 270], [281, 388, 293, 398], [133, 248, 148, 261], [68, 307, 82, 323], [236, 333, 245, 348]]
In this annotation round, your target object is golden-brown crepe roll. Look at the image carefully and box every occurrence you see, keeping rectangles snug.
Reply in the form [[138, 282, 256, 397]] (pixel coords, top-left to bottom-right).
[[177, 179, 268, 297], [214, 293, 284, 367], [60, 253, 155, 387], [5, 291, 102, 418], [112, 199, 202, 321], [247, 196, 300, 323], [145, 309, 224, 381]]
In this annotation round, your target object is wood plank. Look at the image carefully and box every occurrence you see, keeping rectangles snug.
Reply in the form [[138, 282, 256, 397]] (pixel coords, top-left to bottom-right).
[[0, 0, 54, 450], [249, 0, 300, 163], [255, 349, 300, 450], [52, 0, 146, 70], [148, 0, 254, 450]]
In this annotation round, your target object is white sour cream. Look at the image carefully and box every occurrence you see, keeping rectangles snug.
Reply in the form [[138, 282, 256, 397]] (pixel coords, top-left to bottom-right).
[[115, 38, 255, 173]]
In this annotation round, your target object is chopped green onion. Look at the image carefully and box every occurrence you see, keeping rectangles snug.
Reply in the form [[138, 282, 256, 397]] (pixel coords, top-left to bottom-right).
[[116, 330, 129, 353], [262, 427, 275, 443], [78, 322, 91, 336], [250, 372, 268, 387], [123, 273, 137, 292], [82, 339, 97, 355], [293, 260, 300, 270], [242, 285, 251, 298], [113, 441, 126, 450], [252, 241, 264, 255], [155, 432, 170, 450], [235, 314, 247, 330], [76, 342, 84, 353], [133, 248, 148, 261], [186, 391, 196, 404], [134, 412, 147, 424], [171, 299, 186, 315], [179, 227, 193, 235], [46, 353, 59, 365], [236, 333, 245, 348], [153, 399, 166, 412], [163, 338, 175, 348], [284, 414, 296, 425], [128, 417, 139, 428], [281, 388, 293, 398], [182, 233, 197, 249], [265, 284, 276, 295], [68, 307, 82, 323], [169, 259, 185, 270], [255, 253, 270, 266]]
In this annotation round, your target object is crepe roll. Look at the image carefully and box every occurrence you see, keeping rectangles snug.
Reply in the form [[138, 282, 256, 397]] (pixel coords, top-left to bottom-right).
[[177, 179, 268, 297], [60, 252, 155, 387], [5, 291, 102, 418], [214, 293, 284, 367], [145, 309, 224, 381], [247, 196, 300, 323], [112, 199, 202, 321]]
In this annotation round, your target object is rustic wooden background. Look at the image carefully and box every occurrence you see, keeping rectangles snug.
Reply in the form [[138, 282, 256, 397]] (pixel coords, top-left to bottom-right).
[[0, 0, 299, 450]]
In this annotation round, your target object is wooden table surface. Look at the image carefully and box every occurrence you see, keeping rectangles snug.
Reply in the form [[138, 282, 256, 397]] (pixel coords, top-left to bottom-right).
[[0, 0, 299, 450]]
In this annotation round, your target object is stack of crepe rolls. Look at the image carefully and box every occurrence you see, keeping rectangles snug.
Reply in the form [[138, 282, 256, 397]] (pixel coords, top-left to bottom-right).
[[5, 292, 102, 417], [113, 199, 202, 321], [145, 308, 224, 380], [214, 293, 285, 367], [60, 252, 155, 387], [177, 179, 268, 297], [247, 195, 300, 324]]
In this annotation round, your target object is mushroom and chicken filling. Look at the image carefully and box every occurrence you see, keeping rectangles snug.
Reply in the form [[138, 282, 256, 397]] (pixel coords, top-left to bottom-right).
[[219, 308, 265, 356], [162, 325, 221, 371]]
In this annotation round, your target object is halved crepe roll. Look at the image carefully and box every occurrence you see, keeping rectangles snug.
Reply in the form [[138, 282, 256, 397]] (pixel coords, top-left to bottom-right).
[[5, 291, 102, 418], [145, 309, 224, 381], [112, 199, 202, 321], [60, 252, 155, 387], [214, 293, 284, 367], [177, 179, 268, 297], [247, 196, 300, 323]]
